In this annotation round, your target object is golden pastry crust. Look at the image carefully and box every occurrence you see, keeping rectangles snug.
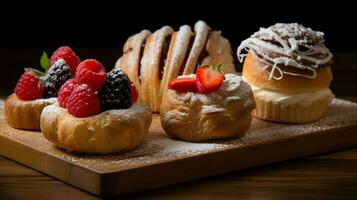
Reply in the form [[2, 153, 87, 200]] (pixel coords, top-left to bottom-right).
[[5, 93, 56, 130], [40, 103, 152, 154], [243, 53, 333, 93], [160, 74, 255, 142], [140, 26, 174, 112], [201, 31, 236, 74], [115, 29, 151, 101]]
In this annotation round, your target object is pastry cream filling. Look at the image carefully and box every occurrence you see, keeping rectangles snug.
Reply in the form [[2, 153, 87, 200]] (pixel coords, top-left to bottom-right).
[[249, 84, 334, 107]]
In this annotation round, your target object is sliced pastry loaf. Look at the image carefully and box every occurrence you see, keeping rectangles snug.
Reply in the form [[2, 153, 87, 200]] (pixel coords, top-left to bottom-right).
[[140, 26, 174, 112], [115, 30, 151, 101], [160, 25, 193, 102], [115, 20, 236, 112]]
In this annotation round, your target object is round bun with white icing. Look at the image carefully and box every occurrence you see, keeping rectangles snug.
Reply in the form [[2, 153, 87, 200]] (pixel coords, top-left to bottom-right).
[[5, 93, 56, 130], [40, 103, 152, 154], [160, 73, 255, 142], [237, 23, 334, 123]]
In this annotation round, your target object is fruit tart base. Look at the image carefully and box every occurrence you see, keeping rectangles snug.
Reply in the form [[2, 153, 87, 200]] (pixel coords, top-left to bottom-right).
[[40, 103, 152, 154], [5, 93, 56, 130]]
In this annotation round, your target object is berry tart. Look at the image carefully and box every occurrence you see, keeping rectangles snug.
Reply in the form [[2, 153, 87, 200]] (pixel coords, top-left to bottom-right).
[[160, 65, 255, 142], [5, 46, 80, 130], [40, 60, 152, 154], [116, 20, 236, 112], [237, 23, 334, 123]]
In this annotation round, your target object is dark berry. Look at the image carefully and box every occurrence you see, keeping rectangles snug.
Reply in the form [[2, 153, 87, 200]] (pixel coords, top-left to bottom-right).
[[43, 59, 73, 98], [98, 69, 132, 110]]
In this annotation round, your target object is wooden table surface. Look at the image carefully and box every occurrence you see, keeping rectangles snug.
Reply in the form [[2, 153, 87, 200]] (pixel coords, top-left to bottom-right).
[[0, 49, 357, 200]]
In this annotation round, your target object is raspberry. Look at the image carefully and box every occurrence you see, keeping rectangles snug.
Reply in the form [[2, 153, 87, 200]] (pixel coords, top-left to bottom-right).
[[50, 46, 81, 72], [43, 59, 73, 98], [75, 59, 107, 91], [15, 71, 44, 100], [130, 82, 138, 103], [58, 79, 80, 108], [98, 69, 132, 110], [67, 84, 100, 118]]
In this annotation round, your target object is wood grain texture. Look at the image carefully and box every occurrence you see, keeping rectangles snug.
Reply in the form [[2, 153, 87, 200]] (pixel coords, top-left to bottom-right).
[[1, 98, 357, 197]]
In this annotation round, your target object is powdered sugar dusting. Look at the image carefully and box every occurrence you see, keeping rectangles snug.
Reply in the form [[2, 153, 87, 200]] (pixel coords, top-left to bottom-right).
[[182, 20, 210, 74], [162, 73, 255, 124], [42, 102, 150, 122], [1, 99, 357, 173], [142, 26, 173, 68], [237, 23, 332, 80], [172, 73, 250, 106], [170, 25, 192, 65], [30, 97, 57, 105]]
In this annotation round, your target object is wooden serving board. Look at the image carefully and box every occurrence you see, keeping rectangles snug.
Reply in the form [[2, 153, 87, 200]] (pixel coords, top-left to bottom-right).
[[1, 98, 357, 197]]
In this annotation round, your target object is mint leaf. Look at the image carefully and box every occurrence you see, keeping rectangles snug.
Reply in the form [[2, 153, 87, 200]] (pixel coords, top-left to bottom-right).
[[25, 68, 46, 77], [40, 51, 50, 71]]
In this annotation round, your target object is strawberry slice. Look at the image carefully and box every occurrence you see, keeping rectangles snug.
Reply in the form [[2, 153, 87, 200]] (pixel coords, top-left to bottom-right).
[[168, 77, 198, 93], [196, 65, 224, 94], [130, 81, 139, 103]]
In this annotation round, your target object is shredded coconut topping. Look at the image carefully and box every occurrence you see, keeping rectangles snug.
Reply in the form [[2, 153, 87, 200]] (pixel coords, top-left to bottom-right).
[[237, 23, 332, 80]]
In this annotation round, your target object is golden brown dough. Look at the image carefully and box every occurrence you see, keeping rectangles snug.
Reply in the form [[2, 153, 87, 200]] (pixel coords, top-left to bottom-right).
[[40, 103, 152, 154], [5, 93, 56, 130], [160, 74, 255, 142]]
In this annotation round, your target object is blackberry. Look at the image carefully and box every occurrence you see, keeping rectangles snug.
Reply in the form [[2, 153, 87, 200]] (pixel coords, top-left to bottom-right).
[[98, 69, 132, 110], [43, 59, 72, 98]]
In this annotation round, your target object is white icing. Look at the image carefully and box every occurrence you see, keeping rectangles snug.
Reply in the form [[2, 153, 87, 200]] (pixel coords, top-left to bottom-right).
[[250, 84, 334, 107], [237, 23, 332, 80], [171, 73, 253, 114]]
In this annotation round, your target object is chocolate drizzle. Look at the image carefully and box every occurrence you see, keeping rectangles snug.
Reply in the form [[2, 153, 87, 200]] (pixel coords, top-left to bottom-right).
[[237, 23, 333, 80]]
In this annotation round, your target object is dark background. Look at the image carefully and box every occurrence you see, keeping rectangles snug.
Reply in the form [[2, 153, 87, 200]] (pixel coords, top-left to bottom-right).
[[1, 2, 356, 95]]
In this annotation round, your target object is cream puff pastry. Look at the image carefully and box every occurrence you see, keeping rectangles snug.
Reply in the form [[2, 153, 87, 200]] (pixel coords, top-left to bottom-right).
[[160, 67, 255, 142]]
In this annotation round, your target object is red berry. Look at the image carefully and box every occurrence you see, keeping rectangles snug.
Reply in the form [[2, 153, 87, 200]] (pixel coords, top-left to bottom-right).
[[75, 59, 107, 91], [66, 84, 101, 117], [196, 66, 224, 94], [168, 77, 198, 93], [15, 71, 44, 100], [130, 82, 139, 103], [58, 79, 80, 108], [50, 46, 81, 72]]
